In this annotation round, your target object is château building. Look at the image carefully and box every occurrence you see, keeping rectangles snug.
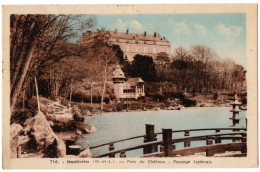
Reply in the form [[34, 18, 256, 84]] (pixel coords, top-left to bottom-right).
[[81, 29, 171, 62], [112, 65, 145, 99]]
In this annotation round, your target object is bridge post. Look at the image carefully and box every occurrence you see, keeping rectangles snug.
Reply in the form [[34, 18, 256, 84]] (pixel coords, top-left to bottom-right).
[[206, 137, 213, 145], [184, 140, 190, 147], [109, 143, 114, 151], [162, 129, 173, 157], [184, 130, 190, 136], [120, 151, 126, 158], [206, 139, 214, 156], [109, 153, 115, 158], [143, 124, 158, 154], [215, 136, 221, 144], [241, 135, 247, 153]]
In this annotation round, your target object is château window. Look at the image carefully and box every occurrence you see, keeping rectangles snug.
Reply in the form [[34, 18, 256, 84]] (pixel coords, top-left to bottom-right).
[[144, 47, 147, 53], [153, 47, 156, 53]]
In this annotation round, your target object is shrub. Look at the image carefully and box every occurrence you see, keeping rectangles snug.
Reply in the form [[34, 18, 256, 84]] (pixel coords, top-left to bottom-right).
[[152, 94, 165, 101], [11, 109, 35, 126], [213, 93, 219, 100], [182, 98, 197, 107], [104, 97, 110, 104], [72, 93, 84, 102], [137, 96, 145, 100]]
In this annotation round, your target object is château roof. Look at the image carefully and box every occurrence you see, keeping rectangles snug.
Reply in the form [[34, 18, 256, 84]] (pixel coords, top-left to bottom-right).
[[87, 29, 170, 43], [81, 29, 171, 45], [106, 31, 169, 43]]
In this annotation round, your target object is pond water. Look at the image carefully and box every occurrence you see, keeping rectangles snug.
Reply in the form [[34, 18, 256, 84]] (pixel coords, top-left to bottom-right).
[[75, 107, 246, 157]]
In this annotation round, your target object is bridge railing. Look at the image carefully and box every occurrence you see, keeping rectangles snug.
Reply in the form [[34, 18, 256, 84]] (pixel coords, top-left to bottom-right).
[[90, 124, 247, 158]]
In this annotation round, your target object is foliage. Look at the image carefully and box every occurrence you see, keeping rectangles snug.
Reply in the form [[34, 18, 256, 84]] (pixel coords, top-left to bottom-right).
[[214, 93, 219, 100], [126, 54, 157, 82], [157, 45, 246, 93], [182, 98, 197, 107], [10, 14, 96, 114]]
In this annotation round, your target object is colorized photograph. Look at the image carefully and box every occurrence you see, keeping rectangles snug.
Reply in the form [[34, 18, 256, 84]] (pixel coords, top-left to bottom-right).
[[8, 13, 248, 159]]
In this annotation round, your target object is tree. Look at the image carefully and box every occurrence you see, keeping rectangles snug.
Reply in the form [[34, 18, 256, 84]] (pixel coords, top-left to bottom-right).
[[190, 45, 218, 92], [167, 45, 246, 94], [112, 45, 125, 64], [79, 38, 121, 109], [128, 54, 157, 82], [10, 14, 95, 114], [170, 47, 194, 90]]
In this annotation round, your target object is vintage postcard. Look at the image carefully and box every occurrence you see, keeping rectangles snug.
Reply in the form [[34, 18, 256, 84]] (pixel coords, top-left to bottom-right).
[[2, 4, 258, 169]]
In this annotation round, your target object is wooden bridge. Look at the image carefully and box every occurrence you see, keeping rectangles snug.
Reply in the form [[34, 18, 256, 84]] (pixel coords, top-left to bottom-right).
[[89, 124, 247, 158]]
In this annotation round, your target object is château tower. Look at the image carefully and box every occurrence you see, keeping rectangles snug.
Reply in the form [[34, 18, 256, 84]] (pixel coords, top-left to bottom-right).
[[112, 65, 126, 99]]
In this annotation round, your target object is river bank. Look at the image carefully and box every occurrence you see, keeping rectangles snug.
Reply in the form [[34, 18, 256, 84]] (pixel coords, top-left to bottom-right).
[[71, 93, 233, 116]]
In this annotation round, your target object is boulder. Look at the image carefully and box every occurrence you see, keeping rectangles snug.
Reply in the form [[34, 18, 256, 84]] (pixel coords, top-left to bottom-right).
[[45, 101, 74, 124], [10, 123, 23, 139], [83, 128, 89, 134], [90, 125, 96, 133], [84, 125, 96, 134], [48, 121, 54, 127], [10, 124, 24, 158], [45, 112, 56, 121], [78, 148, 92, 158], [23, 111, 66, 158], [17, 135, 30, 146], [76, 129, 82, 135]]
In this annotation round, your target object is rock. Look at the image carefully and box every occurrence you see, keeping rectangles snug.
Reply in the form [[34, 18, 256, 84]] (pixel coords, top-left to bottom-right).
[[17, 135, 30, 146], [79, 148, 92, 158], [73, 109, 84, 122], [23, 111, 66, 158], [76, 122, 89, 132], [89, 125, 96, 133], [45, 112, 56, 122], [84, 125, 96, 134], [65, 155, 78, 158], [50, 136, 66, 158], [76, 129, 82, 135], [10, 123, 23, 139], [48, 121, 54, 127], [10, 123, 23, 158], [46, 101, 74, 124], [87, 111, 91, 115], [84, 128, 89, 133], [167, 106, 174, 110]]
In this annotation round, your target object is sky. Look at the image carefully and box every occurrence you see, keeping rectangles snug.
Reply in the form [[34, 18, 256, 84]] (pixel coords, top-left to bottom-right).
[[81, 13, 246, 68]]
